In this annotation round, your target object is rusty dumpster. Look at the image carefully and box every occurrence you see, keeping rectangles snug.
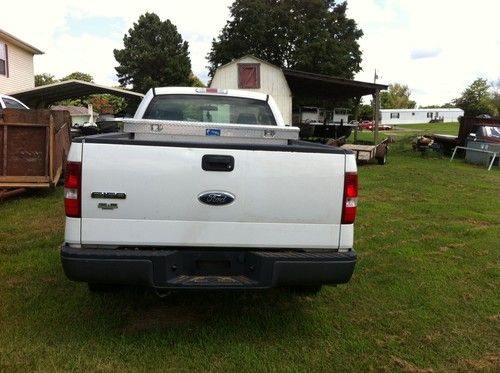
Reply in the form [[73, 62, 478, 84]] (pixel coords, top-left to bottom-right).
[[0, 108, 71, 188]]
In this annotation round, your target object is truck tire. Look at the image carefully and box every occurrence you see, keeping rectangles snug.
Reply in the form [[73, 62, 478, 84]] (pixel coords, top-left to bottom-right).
[[87, 283, 120, 293], [289, 285, 323, 295]]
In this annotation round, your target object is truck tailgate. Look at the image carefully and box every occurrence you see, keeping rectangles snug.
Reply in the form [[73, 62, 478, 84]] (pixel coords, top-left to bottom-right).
[[80, 142, 346, 249]]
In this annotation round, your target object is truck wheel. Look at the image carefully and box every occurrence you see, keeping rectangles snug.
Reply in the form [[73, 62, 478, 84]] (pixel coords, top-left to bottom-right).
[[377, 149, 388, 165], [87, 283, 120, 292], [289, 285, 323, 295]]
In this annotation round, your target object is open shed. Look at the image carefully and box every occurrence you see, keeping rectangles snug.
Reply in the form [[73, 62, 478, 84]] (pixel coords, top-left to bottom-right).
[[210, 55, 387, 126]]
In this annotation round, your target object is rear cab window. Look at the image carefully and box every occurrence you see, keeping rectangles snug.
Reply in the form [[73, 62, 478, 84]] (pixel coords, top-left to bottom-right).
[[143, 94, 277, 126]]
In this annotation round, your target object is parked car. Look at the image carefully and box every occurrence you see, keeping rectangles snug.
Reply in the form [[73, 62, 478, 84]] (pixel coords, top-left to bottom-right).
[[359, 120, 373, 130], [61, 87, 358, 294], [358, 120, 392, 131], [0, 94, 29, 109]]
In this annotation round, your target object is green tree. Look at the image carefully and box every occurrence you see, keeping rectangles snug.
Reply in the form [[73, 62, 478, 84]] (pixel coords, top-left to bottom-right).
[[419, 103, 455, 109], [489, 78, 500, 115], [61, 72, 94, 82], [453, 78, 496, 117], [88, 94, 128, 115], [380, 83, 416, 109], [207, 0, 363, 79], [357, 104, 373, 120], [189, 73, 205, 88], [114, 12, 192, 93], [35, 73, 57, 87]]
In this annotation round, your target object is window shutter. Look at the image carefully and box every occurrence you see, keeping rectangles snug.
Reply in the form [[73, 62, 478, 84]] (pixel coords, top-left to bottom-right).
[[5, 44, 8, 78], [0, 43, 6, 76], [238, 63, 260, 89]]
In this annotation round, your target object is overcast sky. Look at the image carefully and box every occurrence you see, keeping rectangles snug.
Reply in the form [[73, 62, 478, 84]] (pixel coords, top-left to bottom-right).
[[3, 0, 499, 106]]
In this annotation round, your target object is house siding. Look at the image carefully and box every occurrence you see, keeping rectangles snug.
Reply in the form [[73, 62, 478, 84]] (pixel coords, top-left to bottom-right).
[[210, 56, 293, 125], [0, 38, 35, 93]]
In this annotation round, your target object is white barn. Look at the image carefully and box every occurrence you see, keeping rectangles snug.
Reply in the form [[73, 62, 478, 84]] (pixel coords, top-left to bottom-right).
[[210, 56, 293, 125], [381, 108, 464, 125]]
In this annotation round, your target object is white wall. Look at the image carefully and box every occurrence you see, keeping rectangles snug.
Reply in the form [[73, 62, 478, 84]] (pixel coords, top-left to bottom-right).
[[381, 109, 464, 125], [210, 56, 293, 125], [0, 39, 35, 93]]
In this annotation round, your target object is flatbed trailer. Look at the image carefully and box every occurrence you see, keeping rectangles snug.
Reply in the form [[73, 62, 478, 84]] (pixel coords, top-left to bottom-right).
[[340, 110, 389, 165], [342, 138, 389, 165]]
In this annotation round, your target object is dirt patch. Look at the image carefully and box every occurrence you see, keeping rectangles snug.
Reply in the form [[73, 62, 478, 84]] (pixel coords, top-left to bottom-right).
[[390, 356, 434, 372], [25, 214, 64, 235], [423, 331, 442, 343], [376, 333, 406, 348], [487, 314, 500, 322], [2, 278, 24, 289], [461, 355, 500, 370], [439, 243, 466, 253], [41, 276, 58, 285], [122, 304, 211, 333], [466, 219, 494, 229]]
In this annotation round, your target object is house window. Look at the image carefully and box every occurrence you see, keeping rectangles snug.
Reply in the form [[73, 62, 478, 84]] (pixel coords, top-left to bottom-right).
[[390, 112, 400, 119], [0, 42, 7, 76], [238, 63, 260, 89], [427, 112, 433, 118]]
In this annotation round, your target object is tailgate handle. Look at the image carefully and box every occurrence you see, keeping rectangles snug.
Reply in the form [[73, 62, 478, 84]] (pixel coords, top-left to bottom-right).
[[202, 155, 234, 172]]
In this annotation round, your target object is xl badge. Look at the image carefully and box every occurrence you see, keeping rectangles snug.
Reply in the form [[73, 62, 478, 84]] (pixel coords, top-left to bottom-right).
[[198, 191, 235, 206], [98, 203, 118, 210]]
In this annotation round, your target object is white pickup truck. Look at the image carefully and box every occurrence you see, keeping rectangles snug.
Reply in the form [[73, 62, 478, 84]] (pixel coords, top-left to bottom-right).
[[61, 87, 358, 293]]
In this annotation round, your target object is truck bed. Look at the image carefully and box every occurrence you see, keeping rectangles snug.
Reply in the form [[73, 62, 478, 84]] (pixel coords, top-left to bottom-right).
[[74, 132, 348, 154]]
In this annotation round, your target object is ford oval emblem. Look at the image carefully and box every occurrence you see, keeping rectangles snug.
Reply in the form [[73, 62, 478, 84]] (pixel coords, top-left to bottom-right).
[[198, 191, 235, 206]]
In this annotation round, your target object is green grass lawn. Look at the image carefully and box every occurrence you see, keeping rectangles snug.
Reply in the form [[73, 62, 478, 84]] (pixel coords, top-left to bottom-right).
[[352, 122, 460, 143], [0, 134, 499, 371], [398, 122, 460, 134]]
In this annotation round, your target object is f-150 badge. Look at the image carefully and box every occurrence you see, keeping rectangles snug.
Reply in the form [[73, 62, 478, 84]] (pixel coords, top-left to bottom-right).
[[91, 192, 126, 199], [198, 191, 235, 206]]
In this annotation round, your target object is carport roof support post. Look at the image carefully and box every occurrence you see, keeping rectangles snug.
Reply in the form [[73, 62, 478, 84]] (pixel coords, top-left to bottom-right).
[[372, 90, 380, 144]]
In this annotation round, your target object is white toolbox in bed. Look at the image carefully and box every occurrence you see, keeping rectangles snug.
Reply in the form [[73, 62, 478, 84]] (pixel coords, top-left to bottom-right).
[[123, 119, 299, 145]]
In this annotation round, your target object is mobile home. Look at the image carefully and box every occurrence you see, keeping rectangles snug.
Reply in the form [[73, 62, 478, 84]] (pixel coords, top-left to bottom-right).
[[381, 108, 464, 125]]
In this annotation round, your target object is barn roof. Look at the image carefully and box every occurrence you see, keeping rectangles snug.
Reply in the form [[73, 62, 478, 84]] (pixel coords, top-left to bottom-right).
[[8, 80, 144, 108], [216, 55, 282, 71], [283, 69, 388, 100]]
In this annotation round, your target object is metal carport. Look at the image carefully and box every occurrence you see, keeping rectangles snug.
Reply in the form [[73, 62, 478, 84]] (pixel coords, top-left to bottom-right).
[[8, 80, 144, 109], [283, 69, 387, 101], [282, 68, 388, 141]]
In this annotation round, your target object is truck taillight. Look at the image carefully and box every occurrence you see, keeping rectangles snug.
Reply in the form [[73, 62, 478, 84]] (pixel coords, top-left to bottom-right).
[[64, 161, 81, 218], [342, 172, 358, 224]]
